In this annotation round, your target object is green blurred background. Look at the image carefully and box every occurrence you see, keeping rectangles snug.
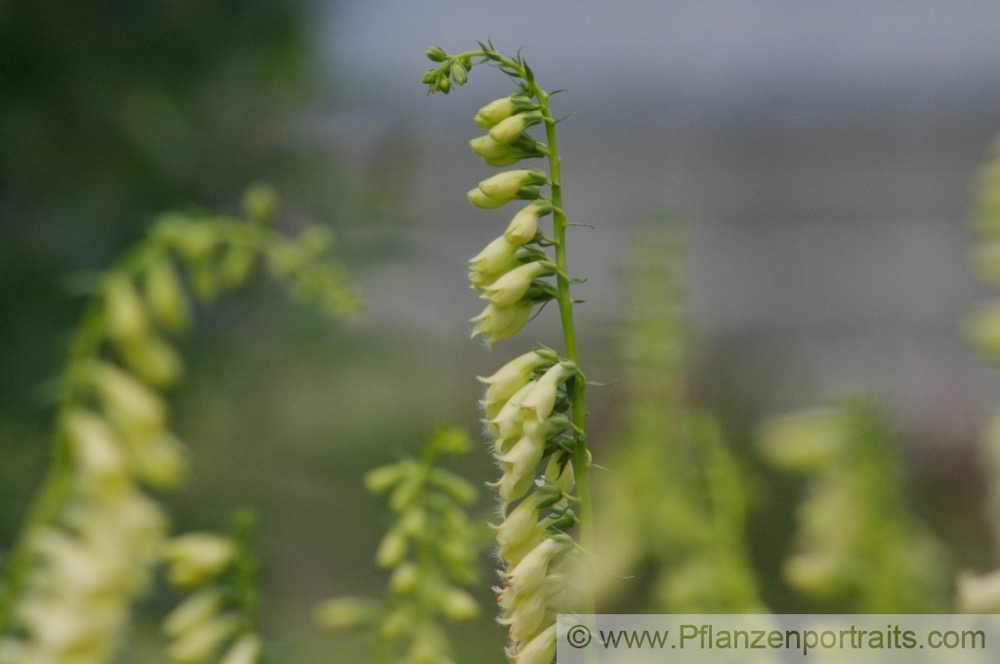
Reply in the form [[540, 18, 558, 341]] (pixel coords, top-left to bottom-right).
[[5, 1, 1000, 661]]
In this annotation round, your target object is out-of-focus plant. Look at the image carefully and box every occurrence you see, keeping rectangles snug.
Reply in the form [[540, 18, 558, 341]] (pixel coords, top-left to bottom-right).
[[162, 511, 263, 664], [421, 41, 589, 663], [0, 186, 358, 663], [958, 135, 1000, 612], [594, 226, 764, 613], [759, 403, 948, 612], [315, 426, 481, 664]]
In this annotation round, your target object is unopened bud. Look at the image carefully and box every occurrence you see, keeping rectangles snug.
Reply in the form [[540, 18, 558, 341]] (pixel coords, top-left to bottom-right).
[[475, 96, 518, 128], [375, 528, 408, 568], [425, 46, 447, 62], [105, 277, 149, 343], [470, 301, 534, 345]]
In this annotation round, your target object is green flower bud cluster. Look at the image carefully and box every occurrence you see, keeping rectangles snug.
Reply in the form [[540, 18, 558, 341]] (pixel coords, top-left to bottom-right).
[[421, 46, 471, 94], [161, 520, 263, 664], [0, 187, 358, 662], [315, 427, 480, 664], [759, 403, 946, 612]]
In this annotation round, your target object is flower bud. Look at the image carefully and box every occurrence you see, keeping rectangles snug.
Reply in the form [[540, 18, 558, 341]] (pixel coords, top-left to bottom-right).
[[512, 624, 556, 664], [450, 62, 467, 85], [543, 453, 575, 493], [497, 433, 546, 496], [500, 588, 548, 644], [469, 236, 520, 286], [64, 409, 129, 492], [516, 362, 575, 421], [375, 528, 408, 568], [425, 46, 447, 62], [475, 96, 518, 128], [502, 535, 570, 605], [364, 462, 413, 494], [469, 135, 524, 167], [968, 301, 1000, 362], [477, 170, 546, 205], [130, 430, 189, 488], [120, 334, 184, 388], [144, 259, 190, 331], [314, 597, 381, 632], [92, 362, 167, 441], [493, 491, 546, 557], [478, 350, 551, 416], [379, 607, 415, 640], [389, 561, 421, 593], [218, 633, 263, 664], [164, 588, 225, 637], [481, 261, 551, 307], [504, 202, 550, 245], [167, 615, 238, 664], [429, 468, 478, 505], [105, 277, 149, 343], [243, 183, 278, 223], [467, 187, 507, 209], [489, 111, 542, 145]]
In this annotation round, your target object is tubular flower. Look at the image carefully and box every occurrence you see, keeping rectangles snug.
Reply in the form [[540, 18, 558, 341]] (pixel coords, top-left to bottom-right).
[[481, 261, 552, 307], [475, 96, 521, 128], [469, 169, 546, 209], [478, 350, 554, 417], [489, 111, 543, 145], [469, 236, 521, 286], [504, 202, 550, 245]]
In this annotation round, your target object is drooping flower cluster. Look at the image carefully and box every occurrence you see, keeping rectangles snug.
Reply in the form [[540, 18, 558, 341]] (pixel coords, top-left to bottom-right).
[[424, 43, 592, 664], [0, 189, 359, 664], [315, 427, 481, 664], [0, 258, 191, 663], [480, 350, 580, 663], [162, 528, 263, 664]]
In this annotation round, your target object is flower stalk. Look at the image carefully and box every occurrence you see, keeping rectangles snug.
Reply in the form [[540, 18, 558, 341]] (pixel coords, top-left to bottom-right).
[[423, 41, 595, 660]]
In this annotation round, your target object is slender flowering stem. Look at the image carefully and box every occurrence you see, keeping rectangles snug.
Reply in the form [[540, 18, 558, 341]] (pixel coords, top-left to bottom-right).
[[423, 42, 597, 656]]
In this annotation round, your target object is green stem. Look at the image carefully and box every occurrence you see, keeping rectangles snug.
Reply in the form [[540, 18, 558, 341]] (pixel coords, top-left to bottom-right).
[[517, 60, 594, 617], [0, 268, 114, 629]]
